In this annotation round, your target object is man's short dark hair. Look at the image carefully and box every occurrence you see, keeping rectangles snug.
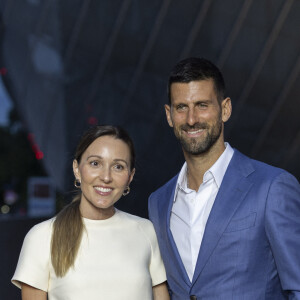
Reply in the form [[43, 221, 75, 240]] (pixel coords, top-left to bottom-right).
[[167, 57, 226, 104]]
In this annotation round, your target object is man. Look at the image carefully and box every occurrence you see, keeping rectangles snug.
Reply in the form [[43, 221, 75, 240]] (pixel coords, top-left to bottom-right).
[[148, 57, 300, 299]]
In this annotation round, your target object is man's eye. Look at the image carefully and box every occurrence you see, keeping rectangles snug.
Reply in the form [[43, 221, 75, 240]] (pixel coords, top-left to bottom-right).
[[176, 104, 186, 110], [198, 103, 208, 108]]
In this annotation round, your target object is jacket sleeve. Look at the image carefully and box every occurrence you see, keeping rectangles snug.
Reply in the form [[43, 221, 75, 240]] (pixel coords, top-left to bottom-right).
[[265, 172, 300, 298]]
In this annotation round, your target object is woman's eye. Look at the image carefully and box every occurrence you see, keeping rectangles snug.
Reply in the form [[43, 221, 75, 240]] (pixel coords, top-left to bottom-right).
[[114, 164, 124, 171], [90, 161, 99, 167]]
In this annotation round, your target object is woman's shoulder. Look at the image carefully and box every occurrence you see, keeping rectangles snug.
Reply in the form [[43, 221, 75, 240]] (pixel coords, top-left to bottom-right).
[[29, 217, 54, 231], [117, 210, 156, 236], [117, 210, 152, 225], [25, 218, 55, 241]]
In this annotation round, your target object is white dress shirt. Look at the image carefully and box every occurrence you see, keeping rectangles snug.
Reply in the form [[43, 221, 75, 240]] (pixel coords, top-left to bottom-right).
[[170, 143, 234, 281]]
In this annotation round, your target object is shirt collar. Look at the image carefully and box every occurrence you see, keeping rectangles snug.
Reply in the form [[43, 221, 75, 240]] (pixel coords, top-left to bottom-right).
[[177, 162, 188, 191], [176, 143, 234, 192], [208, 142, 234, 188]]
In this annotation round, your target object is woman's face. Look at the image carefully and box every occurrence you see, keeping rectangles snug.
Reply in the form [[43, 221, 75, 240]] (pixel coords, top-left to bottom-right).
[[73, 135, 135, 220]]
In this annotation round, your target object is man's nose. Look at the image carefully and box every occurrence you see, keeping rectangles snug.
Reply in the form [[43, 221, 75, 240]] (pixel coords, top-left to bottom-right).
[[187, 108, 197, 126]]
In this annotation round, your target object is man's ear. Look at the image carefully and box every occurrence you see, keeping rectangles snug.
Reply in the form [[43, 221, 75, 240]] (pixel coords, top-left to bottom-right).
[[221, 97, 232, 123], [165, 104, 174, 127], [73, 160, 81, 181]]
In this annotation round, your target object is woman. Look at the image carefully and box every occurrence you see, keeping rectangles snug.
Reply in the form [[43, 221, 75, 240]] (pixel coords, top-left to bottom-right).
[[12, 125, 169, 300]]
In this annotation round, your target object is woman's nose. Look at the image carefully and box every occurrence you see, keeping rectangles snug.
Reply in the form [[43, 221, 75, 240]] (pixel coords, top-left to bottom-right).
[[100, 167, 112, 183]]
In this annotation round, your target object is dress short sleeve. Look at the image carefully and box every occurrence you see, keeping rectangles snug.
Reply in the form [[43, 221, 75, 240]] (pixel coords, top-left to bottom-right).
[[140, 219, 167, 286], [11, 219, 53, 292]]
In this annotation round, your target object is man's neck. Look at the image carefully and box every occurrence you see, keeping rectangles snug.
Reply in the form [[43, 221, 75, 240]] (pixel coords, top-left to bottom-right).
[[184, 142, 226, 191]]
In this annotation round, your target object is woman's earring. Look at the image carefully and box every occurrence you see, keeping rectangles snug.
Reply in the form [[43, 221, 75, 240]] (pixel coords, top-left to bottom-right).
[[123, 186, 130, 196], [74, 179, 81, 188]]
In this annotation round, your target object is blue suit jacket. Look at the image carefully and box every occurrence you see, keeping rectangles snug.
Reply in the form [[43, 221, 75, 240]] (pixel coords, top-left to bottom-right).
[[148, 150, 300, 299]]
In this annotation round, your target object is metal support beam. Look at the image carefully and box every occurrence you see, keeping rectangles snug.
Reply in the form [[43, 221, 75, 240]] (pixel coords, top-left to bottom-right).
[[64, 0, 91, 67], [218, 0, 253, 68], [83, 0, 132, 111], [250, 52, 300, 157], [180, 0, 213, 59], [21, 0, 54, 108], [227, 0, 294, 135], [125, 0, 171, 102]]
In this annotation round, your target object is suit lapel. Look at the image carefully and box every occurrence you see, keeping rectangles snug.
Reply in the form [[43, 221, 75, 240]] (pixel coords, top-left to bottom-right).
[[157, 175, 192, 286], [191, 151, 254, 285]]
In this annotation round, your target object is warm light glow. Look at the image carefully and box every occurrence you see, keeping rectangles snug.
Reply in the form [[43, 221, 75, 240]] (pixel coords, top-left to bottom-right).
[[1, 205, 10, 214]]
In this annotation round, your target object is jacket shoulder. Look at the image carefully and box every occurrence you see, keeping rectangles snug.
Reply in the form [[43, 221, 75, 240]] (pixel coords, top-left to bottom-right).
[[233, 149, 297, 182], [150, 174, 179, 199]]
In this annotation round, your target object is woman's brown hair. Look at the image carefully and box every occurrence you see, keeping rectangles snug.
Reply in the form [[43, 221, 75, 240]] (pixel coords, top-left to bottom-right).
[[51, 125, 135, 277]]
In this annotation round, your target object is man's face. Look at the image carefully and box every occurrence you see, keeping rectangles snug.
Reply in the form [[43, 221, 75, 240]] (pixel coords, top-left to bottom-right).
[[165, 79, 231, 156]]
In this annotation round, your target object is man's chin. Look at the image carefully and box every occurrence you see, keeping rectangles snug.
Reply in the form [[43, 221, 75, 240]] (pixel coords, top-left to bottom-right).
[[181, 141, 207, 155], [184, 147, 209, 156]]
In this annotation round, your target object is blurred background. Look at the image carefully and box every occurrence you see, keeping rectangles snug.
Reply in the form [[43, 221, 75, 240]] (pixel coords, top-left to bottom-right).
[[0, 0, 299, 298]]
